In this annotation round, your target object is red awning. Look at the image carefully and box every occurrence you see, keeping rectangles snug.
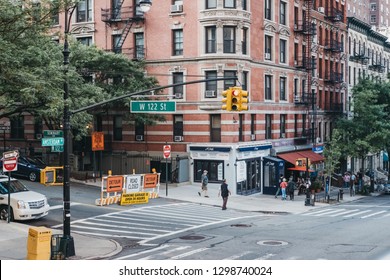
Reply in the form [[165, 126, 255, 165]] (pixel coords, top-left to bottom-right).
[[278, 150, 324, 165], [287, 167, 315, 172]]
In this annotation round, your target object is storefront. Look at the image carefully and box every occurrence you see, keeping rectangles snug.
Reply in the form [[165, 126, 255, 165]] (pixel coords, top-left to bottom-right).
[[188, 142, 275, 195]]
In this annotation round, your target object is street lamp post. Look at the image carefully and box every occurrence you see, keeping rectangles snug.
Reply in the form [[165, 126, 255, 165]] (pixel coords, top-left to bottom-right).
[[61, 2, 77, 258]]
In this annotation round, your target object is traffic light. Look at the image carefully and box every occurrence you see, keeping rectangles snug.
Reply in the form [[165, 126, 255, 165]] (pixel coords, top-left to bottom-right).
[[231, 87, 249, 111], [222, 88, 232, 111]]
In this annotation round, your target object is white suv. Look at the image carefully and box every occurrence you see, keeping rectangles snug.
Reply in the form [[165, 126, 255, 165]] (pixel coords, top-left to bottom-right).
[[0, 175, 50, 221]]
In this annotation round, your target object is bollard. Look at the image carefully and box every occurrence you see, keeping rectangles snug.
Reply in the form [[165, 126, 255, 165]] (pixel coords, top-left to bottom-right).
[[339, 188, 344, 200], [304, 191, 311, 206]]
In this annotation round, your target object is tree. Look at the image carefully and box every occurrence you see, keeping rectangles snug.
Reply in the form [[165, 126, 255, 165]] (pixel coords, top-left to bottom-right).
[[336, 78, 390, 171], [0, 1, 162, 140], [323, 128, 343, 178]]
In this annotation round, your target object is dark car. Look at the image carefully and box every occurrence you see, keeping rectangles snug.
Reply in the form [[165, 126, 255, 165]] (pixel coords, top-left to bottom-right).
[[0, 156, 46, 182]]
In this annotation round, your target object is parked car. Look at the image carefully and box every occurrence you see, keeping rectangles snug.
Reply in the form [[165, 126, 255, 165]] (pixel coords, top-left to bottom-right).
[[0, 175, 50, 221], [0, 156, 46, 182]]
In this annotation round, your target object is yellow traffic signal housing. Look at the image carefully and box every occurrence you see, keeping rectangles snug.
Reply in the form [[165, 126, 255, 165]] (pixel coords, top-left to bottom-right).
[[231, 87, 249, 111], [222, 88, 232, 111], [240, 89, 249, 111], [231, 88, 240, 111]]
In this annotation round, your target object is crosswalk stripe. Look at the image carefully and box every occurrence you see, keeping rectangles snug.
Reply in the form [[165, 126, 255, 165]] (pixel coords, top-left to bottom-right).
[[115, 245, 170, 260], [361, 210, 387, 218], [343, 210, 371, 217], [223, 251, 252, 260], [329, 209, 360, 217], [170, 247, 209, 260]]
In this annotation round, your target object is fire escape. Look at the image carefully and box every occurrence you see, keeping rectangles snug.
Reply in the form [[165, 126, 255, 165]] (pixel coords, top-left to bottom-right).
[[323, 3, 344, 115], [294, 0, 317, 144], [101, 1, 145, 58]]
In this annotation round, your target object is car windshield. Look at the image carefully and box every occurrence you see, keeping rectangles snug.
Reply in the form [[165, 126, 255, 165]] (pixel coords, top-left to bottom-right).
[[0, 180, 29, 194], [25, 157, 45, 166]]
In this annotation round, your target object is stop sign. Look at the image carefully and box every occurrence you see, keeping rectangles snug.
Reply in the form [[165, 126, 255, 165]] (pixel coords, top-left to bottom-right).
[[3, 157, 18, 172], [163, 145, 171, 159]]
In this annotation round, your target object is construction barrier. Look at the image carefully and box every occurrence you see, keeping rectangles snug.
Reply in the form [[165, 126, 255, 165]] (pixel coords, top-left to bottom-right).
[[96, 172, 161, 206]]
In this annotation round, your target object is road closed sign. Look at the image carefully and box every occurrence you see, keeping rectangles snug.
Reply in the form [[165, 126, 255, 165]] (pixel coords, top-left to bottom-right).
[[163, 145, 171, 159]]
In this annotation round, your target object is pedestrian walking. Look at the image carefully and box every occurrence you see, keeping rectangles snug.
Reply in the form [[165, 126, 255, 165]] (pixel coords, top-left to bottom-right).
[[198, 170, 209, 197], [275, 174, 284, 198], [343, 172, 351, 189], [287, 177, 296, 201], [218, 179, 231, 210], [280, 178, 288, 200]]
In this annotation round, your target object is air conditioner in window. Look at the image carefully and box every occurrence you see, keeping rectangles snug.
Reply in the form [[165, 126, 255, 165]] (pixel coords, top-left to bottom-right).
[[174, 92, 183, 99], [318, 7, 325, 13], [174, 135, 183, 142], [205, 90, 216, 98], [171, 4, 183, 13], [251, 134, 256, 141], [136, 135, 144, 141], [316, 137, 322, 144], [36, 133, 42, 140], [265, 53, 271, 60], [281, 133, 286, 138]]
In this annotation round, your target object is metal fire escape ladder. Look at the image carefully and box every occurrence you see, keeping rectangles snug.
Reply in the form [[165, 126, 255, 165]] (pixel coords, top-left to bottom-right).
[[115, 19, 135, 51], [304, 0, 316, 144]]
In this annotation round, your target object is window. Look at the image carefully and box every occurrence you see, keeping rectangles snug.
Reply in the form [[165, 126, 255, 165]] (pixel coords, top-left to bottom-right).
[[113, 116, 122, 141], [265, 75, 272, 100], [224, 71, 237, 89], [173, 29, 183, 56], [135, 120, 144, 141], [210, 115, 221, 142], [173, 115, 183, 139], [242, 0, 247, 10], [34, 117, 43, 140], [280, 114, 286, 138], [242, 27, 248, 55], [294, 114, 298, 137], [265, 114, 272, 139], [224, 0, 235, 8], [10, 116, 24, 139], [241, 71, 248, 90], [205, 71, 217, 97], [77, 37, 93, 46], [205, 26, 216, 53], [280, 77, 287, 101], [251, 114, 255, 137], [134, 33, 145, 59], [265, 35, 272, 60], [265, 0, 272, 20], [76, 0, 92, 23], [223, 26, 236, 53], [371, 15, 376, 23], [239, 114, 244, 141], [206, 0, 217, 9], [280, 1, 287, 25], [280, 39, 286, 63], [173, 72, 184, 99], [51, 1, 59, 25], [112, 34, 121, 53], [194, 159, 224, 183]]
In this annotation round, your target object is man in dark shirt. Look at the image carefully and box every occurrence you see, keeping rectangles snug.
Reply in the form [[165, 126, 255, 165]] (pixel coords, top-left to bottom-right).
[[218, 179, 231, 210]]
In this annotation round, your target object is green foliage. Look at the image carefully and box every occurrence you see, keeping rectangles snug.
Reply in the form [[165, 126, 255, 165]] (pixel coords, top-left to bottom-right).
[[323, 128, 343, 176], [0, 1, 163, 140]]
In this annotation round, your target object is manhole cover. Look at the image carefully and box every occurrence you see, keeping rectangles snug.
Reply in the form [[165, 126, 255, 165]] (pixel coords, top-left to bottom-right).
[[179, 235, 205, 240], [230, 224, 252, 227], [257, 240, 288, 246]]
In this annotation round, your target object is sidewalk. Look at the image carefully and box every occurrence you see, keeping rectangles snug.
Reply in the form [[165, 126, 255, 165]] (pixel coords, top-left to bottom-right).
[[0, 181, 365, 260]]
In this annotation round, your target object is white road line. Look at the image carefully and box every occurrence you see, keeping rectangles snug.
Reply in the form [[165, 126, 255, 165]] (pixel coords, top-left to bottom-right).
[[114, 245, 171, 260], [361, 210, 387, 219], [223, 251, 252, 260], [307, 209, 348, 216], [139, 246, 191, 260], [77, 220, 171, 233], [329, 209, 360, 217], [343, 210, 372, 217], [50, 202, 81, 210], [302, 208, 342, 216], [170, 247, 209, 260]]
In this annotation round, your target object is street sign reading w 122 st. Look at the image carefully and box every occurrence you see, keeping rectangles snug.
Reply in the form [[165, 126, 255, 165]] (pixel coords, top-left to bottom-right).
[[130, 101, 176, 113]]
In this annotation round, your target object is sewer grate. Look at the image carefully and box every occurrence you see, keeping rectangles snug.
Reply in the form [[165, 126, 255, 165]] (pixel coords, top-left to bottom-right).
[[257, 240, 288, 246], [179, 235, 205, 240], [230, 224, 252, 227]]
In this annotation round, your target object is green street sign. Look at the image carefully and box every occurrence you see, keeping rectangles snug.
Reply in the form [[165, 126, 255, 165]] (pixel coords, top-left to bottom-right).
[[43, 130, 63, 137], [42, 137, 64, 146], [130, 101, 176, 113], [51, 145, 64, 152]]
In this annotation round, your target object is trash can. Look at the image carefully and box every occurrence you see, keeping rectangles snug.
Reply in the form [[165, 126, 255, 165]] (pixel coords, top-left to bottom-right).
[[50, 234, 64, 260], [27, 227, 52, 260]]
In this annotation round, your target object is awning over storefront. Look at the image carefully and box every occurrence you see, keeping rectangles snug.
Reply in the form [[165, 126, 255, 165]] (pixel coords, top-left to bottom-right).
[[278, 150, 324, 165], [287, 167, 315, 172]]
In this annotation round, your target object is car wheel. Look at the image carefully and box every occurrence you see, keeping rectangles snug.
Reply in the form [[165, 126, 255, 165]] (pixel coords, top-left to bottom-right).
[[29, 172, 38, 182], [0, 205, 14, 221]]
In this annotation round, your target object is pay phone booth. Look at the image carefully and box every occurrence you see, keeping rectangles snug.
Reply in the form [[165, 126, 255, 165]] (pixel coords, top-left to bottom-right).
[[262, 156, 284, 195]]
